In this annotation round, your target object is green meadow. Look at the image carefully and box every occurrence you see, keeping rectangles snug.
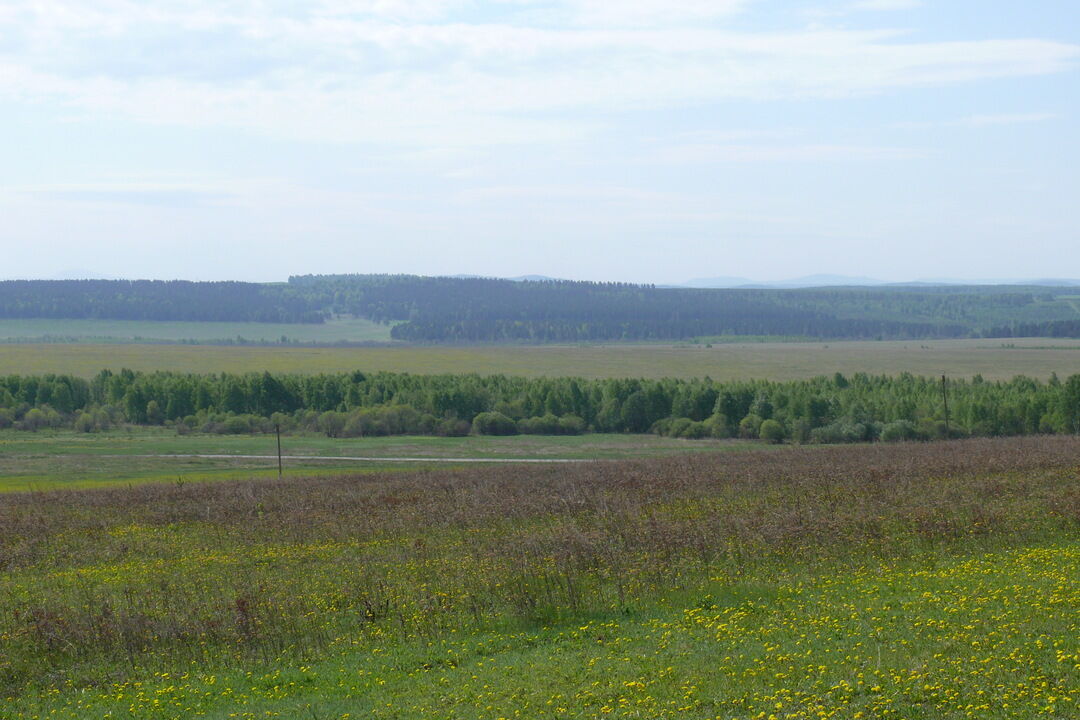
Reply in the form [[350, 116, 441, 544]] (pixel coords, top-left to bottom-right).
[[1, 437, 1076, 719], [0, 429, 764, 492]]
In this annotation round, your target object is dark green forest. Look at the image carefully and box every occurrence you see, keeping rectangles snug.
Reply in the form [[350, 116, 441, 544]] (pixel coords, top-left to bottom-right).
[[2, 369, 1078, 443], [1, 276, 1078, 342], [0, 280, 322, 323]]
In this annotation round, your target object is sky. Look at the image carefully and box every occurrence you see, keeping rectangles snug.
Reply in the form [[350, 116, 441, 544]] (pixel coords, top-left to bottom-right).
[[1, 0, 1078, 284]]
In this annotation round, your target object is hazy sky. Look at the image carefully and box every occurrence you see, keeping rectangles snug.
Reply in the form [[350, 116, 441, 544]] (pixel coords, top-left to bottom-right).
[[1, 0, 1078, 283]]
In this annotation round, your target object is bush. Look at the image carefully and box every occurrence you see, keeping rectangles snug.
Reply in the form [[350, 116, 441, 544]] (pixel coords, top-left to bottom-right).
[[704, 414, 731, 439], [518, 414, 561, 435], [790, 418, 812, 444], [916, 418, 951, 441], [436, 418, 472, 437], [738, 414, 763, 439], [558, 415, 586, 436], [650, 418, 673, 436], [810, 421, 876, 444], [881, 420, 918, 443], [222, 416, 253, 435], [667, 417, 693, 438], [677, 421, 708, 439], [660, 417, 708, 439], [269, 412, 294, 432], [759, 419, 786, 444], [516, 413, 585, 435], [73, 412, 96, 433], [19, 407, 61, 432], [318, 411, 347, 438], [472, 412, 518, 436], [0, 408, 14, 429], [146, 400, 164, 425]]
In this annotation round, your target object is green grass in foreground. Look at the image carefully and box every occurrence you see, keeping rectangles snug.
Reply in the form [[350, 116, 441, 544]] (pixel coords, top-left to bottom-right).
[[1, 437, 1077, 719], [0, 429, 762, 492], [9, 544, 1075, 720], [0, 317, 394, 344], [2, 337, 1080, 380]]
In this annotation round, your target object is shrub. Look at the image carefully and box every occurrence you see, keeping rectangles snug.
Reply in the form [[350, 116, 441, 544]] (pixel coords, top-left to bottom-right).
[[759, 419, 786, 444], [650, 418, 673, 436], [677, 421, 708, 439], [19, 407, 61, 432], [436, 418, 471, 437], [146, 400, 164, 426], [517, 413, 585, 435], [881, 420, 918, 443], [704, 414, 731, 439], [472, 412, 518, 436], [558, 415, 586, 436], [667, 418, 693, 438], [790, 418, 812, 444], [916, 418, 951, 441], [810, 421, 877, 444], [269, 412, 294, 432], [223, 416, 252, 435], [518, 414, 561, 435], [318, 411, 347, 438], [738, 414, 763, 439], [73, 412, 96, 433]]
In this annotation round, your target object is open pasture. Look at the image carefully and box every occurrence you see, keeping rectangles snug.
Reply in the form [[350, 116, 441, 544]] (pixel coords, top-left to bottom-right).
[[1, 436, 1076, 719], [2, 337, 1079, 380], [0, 430, 760, 492]]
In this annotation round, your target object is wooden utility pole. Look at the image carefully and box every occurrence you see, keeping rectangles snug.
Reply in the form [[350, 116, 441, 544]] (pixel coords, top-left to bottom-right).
[[941, 374, 950, 438], [276, 424, 283, 478]]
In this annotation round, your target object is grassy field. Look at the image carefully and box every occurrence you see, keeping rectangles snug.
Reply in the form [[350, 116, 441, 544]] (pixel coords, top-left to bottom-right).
[[1, 437, 1076, 719], [2, 337, 1079, 380], [0, 429, 764, 492], [0, 317, 394, 344]]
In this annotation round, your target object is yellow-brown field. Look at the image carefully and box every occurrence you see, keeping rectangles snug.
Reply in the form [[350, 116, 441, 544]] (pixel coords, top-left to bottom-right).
[[3, 337, 1080, 380]]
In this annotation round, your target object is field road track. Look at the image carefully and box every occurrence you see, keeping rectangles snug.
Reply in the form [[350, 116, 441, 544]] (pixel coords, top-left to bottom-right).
[[110, 454, 589, 464]]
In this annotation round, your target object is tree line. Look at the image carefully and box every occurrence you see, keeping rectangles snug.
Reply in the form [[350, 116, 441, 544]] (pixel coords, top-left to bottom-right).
[[0, 280, 323, 323], [1, 369, 1077, 443], [2, 276, 1078, 342]]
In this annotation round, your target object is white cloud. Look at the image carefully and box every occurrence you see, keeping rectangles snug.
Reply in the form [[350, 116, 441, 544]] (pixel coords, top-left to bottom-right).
[[895, 113, 1059, 129], [566, 0, 749, 27], [962, 113, 1059, 127], [0, 0, 1076, 147], [852, 0, 923, 10], [654, 143, 923, 164]]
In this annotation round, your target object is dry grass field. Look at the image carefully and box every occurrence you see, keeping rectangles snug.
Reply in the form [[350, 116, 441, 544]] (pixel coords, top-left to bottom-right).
[[0, 317, 394, 344], [2, 337, 1079, 380]]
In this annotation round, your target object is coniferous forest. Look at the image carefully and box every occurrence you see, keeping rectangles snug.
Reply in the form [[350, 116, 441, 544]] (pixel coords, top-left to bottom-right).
[[1, 276, 1079, 342]]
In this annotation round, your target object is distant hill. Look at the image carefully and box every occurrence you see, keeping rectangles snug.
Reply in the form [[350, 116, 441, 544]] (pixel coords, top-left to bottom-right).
[[683, 274, 887, 289], [680, 276, 755, 289], [682, 275, 1080, 289], [508, 275, 565, 282]]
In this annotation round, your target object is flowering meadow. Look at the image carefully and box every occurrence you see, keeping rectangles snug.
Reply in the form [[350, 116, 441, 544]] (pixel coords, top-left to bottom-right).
[[1, 437, 1077, 719]]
